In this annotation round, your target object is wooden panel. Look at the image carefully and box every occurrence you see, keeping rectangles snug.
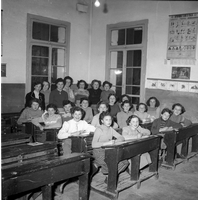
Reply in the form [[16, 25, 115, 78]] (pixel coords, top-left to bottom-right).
[[1, 83, 25, 113]]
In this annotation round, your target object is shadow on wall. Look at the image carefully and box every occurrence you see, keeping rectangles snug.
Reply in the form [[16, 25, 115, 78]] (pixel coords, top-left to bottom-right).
[[145, 88, 198, 123]]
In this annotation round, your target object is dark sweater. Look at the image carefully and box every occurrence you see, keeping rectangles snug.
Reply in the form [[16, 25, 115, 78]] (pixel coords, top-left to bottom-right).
[[88, 88, 102, 105], [151, 117, 182, 135]]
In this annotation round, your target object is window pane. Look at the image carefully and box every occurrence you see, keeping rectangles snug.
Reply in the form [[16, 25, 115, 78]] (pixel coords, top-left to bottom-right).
[[111, 29, 125, 46], [126, 27, 143, 45], [110, 69, 122, 86], [131, 97, 140, 104], [32, 58, 48, 75], [52, 66, 65, 82], [112, 86, 122, 99], [52, 48, 65, 66], [127, 50, 141, 67], [50, 25, 66, 43], [32, 22, 49, 41], [126, 68, 141, 85], [111, 51, 123, 69], [126, 86, 140, 95], [32, 46, 49, 57]]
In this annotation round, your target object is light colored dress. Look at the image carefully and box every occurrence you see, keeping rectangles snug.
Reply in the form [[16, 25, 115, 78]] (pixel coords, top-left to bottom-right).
[[41, 90, 51, 108], [117, 111, 133, 128], [63, 86, 75, 102], [122, 126, 152, 169]]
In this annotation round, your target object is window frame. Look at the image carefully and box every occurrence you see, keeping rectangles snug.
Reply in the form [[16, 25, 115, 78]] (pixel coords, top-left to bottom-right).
[[105, 20, 148, 103], [26, 14, 71, 93]]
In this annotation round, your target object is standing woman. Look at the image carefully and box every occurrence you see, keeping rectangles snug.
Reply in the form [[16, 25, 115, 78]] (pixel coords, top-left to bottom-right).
[[63, 76, 75, 103], [146, 97, 161, 121], [25, 82, 45, 111], [41, 81, 51, 108]]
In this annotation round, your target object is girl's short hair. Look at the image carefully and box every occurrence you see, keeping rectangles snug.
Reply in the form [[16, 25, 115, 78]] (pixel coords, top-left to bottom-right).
[[121, 100, 132, 110], [55, 78, 65, 85], [71, 106, 85, 118], [99, 111, 113, 125], [91, 79, 101, 88], [136, 103, 148, 112], [161, 108, 172, 116], [77, 80, 88, 89], [29, 98, 41, 107], [42, 81, 50, 90], [120, 94, 131, 103], [46, 103, 59, 114], [103, 81, 112, 88], [80, 97, 89, 104], [62, 100, 75, 107], [33, 81, 42, 87], [108, 93, 118, 102], [126, 115, 142, 125], [146, 97, 160, 107], [97, 101, 110, 111], [64, 76, 73, 87], [172, 103, 186, 114]]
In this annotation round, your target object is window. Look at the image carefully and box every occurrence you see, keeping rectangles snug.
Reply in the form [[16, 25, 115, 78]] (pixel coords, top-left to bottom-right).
[[106, 20, 148, 105], [27, 14, 70, 91]]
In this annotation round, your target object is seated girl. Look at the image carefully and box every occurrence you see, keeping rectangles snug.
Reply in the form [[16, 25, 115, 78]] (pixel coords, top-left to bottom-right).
[[74, 80, 89, 107], [100, 81, 115, 103], [32, 104, 62, 131], [61, 100, 75, 123], [119, 94, 135, 113], [151, 108, 183, 135], [92, 111, 129, 179], [88, 79, 102, 115], [57, 107, 96, 155], [122, 115, 152, 169], [170, 103, 192, 127], [134, 103, 151, 123], [91, 101, 118, 129], [108, 94, 121, 121], [80, 97, 93, 123], [117, 100, 134, 128], [146, 96, 161, 121], [57, 106, 95, 139], [17, 98, 43, 125]]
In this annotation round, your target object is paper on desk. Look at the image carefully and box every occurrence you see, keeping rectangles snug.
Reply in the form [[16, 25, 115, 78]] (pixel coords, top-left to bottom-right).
[[27, 142, 43, 146]]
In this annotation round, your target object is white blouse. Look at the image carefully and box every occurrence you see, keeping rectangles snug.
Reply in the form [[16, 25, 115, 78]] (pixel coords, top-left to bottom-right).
[[57, 119, 96, 139]]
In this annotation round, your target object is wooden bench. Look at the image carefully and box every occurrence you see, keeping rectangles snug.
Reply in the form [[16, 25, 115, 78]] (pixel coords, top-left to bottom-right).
[[161, 123, 198, 170], [67, 134, 161, 199], [2, 132, 31, 147], [2, 153, 91, 200]]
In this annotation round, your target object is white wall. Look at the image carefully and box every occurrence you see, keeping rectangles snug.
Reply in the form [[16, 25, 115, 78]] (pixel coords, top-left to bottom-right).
[[1, 0, 91, 84], [89, 1, 198, 84], [2, 0, 198, 86]]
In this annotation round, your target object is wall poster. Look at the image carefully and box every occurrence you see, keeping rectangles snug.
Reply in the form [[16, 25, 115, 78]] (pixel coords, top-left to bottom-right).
[[167, 13, 197, 59]]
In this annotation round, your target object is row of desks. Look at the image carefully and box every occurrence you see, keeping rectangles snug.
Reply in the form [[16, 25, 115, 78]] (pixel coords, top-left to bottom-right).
[[2, 122, 198, 199]]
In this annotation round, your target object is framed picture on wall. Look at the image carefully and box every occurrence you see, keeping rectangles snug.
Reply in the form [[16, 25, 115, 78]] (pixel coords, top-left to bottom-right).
[[171, 66, 190, 79], [1, 63, 6, 77]]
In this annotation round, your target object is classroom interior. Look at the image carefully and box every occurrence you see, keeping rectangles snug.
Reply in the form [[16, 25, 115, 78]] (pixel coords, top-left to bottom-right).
[[1, 0, 198, 200]]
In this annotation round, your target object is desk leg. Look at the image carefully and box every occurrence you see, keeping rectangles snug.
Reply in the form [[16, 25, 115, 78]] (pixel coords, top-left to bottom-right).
[[149, 148, 159, 172], [79, 173, 89, 200], [42, 184, 53, 200], [181, 139, 188, 157], [192, 135, 198, 152], [105, 149, 118, 194], [164, 133, 176, 166], [130, 155, 140, 181]]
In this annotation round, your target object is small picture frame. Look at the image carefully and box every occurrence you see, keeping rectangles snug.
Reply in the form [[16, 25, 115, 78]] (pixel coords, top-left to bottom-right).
[[171, 67, 190, 79]]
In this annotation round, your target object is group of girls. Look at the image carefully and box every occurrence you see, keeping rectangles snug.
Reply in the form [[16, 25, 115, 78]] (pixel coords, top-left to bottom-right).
[[17, 76, 193, 184]]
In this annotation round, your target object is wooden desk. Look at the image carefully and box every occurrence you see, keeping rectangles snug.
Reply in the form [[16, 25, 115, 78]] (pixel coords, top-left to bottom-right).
[[69, 134, 161, 199], [2, 132, 30, 147], [2, 142, 58, 168], [2, 153, 91, 200], [162, 123, 198, 169]]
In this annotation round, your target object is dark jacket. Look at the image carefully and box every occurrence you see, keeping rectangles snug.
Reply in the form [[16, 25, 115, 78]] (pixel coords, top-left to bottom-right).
[[25, 91, 45, 111], [151, 117, 182, 135]]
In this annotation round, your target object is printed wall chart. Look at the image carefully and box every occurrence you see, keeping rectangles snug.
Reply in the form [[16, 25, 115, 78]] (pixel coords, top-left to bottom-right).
[[167, 13, 197, 59]]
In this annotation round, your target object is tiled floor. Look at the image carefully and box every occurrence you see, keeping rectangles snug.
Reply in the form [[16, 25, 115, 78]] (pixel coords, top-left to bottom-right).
[[34, 155, 198, 200]]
